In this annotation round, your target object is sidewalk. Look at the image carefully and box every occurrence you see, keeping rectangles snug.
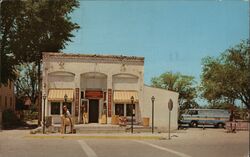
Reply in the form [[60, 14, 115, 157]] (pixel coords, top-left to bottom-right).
[[25, 132, 173, 140], [2, 127, 248, 141], [30, 123, 171, 134]]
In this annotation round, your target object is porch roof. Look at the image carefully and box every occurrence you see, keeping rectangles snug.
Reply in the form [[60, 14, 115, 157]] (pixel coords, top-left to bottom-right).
[[113, 91, 139, 104], [48, 89, 74, 102]]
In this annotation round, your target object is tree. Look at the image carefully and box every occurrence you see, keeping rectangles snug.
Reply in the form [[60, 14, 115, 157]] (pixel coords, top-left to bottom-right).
[[200, 40, 250, 109], [15, 63, 38, 107], [151, 71, 198, 113], [0, 0, 80, 84], [1, 0, 80, 124], [0, 1, 23, 84]]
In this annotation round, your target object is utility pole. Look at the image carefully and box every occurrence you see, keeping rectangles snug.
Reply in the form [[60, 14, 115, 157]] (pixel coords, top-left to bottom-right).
[[0, 0, 3, 86], [0, 0, 3, 131]]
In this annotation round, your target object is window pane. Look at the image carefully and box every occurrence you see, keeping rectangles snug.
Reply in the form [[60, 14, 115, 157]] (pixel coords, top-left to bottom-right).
[[193, 110, 198, 115], [126, 104, 135, 116], [51, 102, 60, 115], [65, 102, 72, 114], [81, 91, 84, 99], [115, 104, 124, 116], [81, 100, 88, 112]]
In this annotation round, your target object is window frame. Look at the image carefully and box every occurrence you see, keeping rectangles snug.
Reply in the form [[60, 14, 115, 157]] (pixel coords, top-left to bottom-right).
[[115, 104, 124, 116], [50, 102, 61, 115], [126, 104, 135, 116]]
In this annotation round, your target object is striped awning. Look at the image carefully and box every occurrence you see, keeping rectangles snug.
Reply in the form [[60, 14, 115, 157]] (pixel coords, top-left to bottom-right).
[[113, 91, 139, 104], [48, 89, 74, 102]]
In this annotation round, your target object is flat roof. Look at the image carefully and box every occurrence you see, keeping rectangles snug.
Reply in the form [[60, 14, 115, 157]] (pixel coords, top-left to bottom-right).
[[43, 52, 144, 65], [43, 52, 144, 60]]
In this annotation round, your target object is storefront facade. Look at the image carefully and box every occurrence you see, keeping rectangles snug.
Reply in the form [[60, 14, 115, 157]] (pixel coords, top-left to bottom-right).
[[42, 53, 179, 130], [42, 53, 144, 124]]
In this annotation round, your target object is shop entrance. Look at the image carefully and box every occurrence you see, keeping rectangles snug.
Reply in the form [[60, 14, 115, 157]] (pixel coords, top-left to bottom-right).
[[89, 99, 99, 123]]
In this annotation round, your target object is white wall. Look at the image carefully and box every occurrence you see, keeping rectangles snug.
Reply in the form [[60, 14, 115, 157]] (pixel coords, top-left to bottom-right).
[[81, 77, 107, 90], [142, 85, 179, 131], [48, 72, 75, 89], [113, 74, 139, 90]]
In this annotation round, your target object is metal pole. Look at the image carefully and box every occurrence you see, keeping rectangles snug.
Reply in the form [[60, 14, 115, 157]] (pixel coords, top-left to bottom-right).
[[168, 110, 171, 140], [168, 99, 173, 140], [130, 96, 134, 134], [0, 0, 2, 130], [42, 96, 46, 134], [131, 106, 133, 134], [0, 0, 3, 87], [152, 99, 154, 134]]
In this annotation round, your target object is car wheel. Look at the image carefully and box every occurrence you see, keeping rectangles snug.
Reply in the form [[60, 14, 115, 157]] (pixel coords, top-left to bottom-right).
[[191, 121, 198, 127], [217, 123, 225, 128]]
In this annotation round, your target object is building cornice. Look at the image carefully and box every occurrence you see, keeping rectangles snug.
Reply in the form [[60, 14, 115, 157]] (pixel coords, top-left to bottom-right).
[[43, 52, 144, 65]]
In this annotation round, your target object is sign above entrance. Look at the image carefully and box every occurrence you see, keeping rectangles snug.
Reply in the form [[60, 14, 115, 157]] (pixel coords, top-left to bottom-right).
[[85, 91, 103, 99]]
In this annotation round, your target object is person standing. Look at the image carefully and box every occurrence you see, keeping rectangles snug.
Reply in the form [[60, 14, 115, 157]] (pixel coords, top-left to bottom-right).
[[83, 105, 88, 124], [62, 105, 73, 133]]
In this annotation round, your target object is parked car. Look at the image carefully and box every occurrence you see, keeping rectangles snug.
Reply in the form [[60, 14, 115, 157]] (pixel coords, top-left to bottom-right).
[[180, 109, 230, 128]]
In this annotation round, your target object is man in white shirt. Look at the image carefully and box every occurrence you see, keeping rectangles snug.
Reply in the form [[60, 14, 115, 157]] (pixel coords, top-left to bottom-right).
[[62, 105, 73, 133]]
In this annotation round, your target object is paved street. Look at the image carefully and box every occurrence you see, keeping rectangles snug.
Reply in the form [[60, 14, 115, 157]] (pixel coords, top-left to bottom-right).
[[0, 128, 249, 157]]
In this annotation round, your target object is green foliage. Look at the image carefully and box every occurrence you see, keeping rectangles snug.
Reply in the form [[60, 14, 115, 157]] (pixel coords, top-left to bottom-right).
[[151, 71, 198, 113], [2, 109, 22, 128], [200, 40, 250, 109], [0, 0, 80, 84], [207, 102, 232, 110], [15, 63, 38, 106]]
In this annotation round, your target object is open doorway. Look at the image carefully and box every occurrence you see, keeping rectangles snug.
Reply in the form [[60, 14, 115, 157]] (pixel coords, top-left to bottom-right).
[[89, 99, 99, 123]]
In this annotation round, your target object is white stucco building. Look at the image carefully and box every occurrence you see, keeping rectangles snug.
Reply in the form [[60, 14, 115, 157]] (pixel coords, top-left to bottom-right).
[[42, 53, 179, 130]]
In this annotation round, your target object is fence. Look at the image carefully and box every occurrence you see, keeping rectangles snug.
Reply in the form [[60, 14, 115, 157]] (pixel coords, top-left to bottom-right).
[[225, 120, 249, 132]]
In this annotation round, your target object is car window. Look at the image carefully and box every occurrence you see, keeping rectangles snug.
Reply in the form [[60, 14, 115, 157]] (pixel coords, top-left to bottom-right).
[[188, 110, 198, 115]]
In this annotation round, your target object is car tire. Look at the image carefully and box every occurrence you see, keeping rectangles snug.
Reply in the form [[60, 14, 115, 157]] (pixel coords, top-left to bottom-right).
[[217, 123, 225, 128], [191, 121, 198, 128]]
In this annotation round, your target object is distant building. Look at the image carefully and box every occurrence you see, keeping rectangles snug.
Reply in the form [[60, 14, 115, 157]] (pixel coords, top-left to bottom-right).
[[24, 96, 32, 106], [42, 53, 179, 131], [0, 80, 16, 127], [0, 80, 15, 111]]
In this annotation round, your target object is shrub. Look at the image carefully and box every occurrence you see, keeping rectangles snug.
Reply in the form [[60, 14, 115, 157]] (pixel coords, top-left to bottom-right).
[[2, 109, 21, 129]]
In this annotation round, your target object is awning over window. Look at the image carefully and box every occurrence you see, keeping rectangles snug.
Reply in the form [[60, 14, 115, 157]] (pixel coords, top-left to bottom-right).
[[48, 89, 74, 102], [113, 91, 139, 104]]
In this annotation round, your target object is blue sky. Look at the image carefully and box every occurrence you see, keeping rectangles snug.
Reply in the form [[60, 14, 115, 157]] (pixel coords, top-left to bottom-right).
[[64, 0, 249, 85]]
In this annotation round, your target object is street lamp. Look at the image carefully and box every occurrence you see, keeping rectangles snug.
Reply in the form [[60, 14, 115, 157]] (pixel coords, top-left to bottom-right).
[[151, 96, 155, 134], [42, 94, 46, 134], [131, 96, 134, 134]]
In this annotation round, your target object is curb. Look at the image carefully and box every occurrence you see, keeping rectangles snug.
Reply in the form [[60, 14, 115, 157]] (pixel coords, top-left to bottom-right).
[[24, 135, 167, 140]]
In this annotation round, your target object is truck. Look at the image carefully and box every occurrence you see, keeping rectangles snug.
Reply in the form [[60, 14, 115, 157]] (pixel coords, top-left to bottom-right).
[[180, 109, 230, 128]]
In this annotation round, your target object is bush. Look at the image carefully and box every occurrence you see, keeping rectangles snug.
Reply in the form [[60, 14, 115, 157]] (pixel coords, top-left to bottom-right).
[[2, 109, 22, 129]]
